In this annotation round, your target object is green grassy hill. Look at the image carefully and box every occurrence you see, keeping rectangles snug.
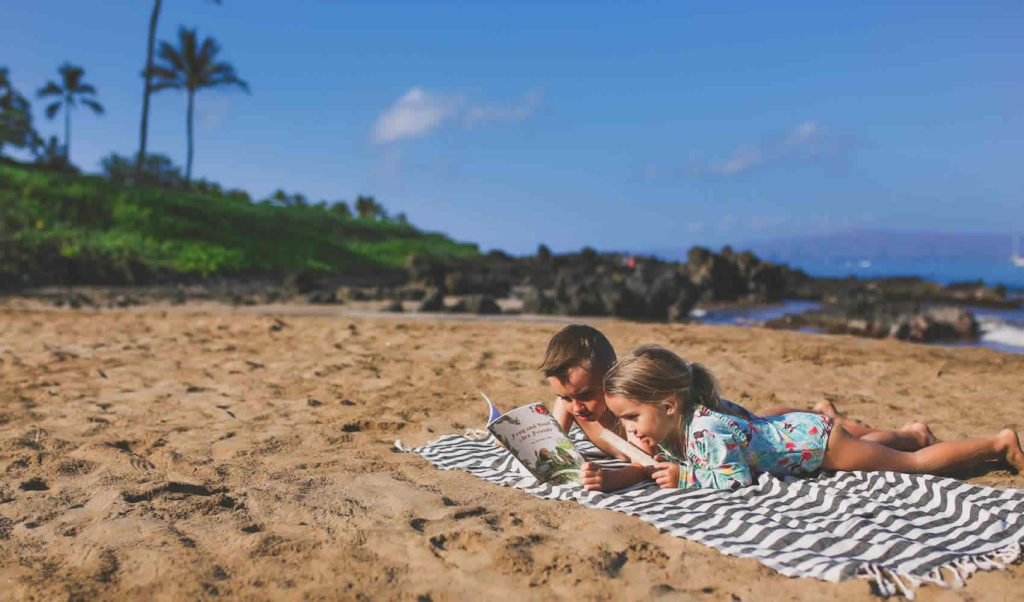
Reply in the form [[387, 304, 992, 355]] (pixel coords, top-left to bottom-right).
[[0, 161, 479, 288]]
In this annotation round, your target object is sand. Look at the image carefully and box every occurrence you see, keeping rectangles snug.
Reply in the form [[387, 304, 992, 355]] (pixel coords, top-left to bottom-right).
[[2, 302, 1023, 601]]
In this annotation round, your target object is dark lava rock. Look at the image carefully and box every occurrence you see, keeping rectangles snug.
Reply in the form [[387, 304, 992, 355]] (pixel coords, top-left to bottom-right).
[[306, 289, 339, 304], [522, 288, 557, 314], [450, 295, 501, 314], [381, 300, 404, 313], [890, 307, 979, 342], [417, 289, 445, 312]]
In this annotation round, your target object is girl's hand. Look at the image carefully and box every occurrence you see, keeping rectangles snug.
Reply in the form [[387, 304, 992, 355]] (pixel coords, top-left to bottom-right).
[[650, 460, 680, 489], [581, 462, 605, 491]]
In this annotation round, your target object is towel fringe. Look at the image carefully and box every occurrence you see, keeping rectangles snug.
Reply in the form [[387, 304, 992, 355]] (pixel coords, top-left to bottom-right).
[[858, 540, 1023, 598]]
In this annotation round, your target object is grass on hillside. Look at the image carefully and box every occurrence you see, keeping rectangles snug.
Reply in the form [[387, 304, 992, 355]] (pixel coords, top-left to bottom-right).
[[0, 162, 479, 287]]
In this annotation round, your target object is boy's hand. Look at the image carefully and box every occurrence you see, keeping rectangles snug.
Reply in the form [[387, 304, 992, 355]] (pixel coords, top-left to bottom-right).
[[650, 460, 680, 489], [581, 462, 605, 491]]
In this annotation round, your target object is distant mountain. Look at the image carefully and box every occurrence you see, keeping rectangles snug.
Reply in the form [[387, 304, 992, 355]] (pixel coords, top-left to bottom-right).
[[652, 230, 1018, 263], [647, 230, 1024, 288]]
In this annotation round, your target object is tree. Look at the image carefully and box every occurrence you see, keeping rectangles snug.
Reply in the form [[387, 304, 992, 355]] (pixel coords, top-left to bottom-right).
[[0, 67, 39, 155], [137, 0, 222, 178], [329, 201, 352, 218], [355, 195, 386, 220], [102, 151, 183, 188], [36, 63, 104, 163], [149, 26, 249, 183], [264, 189, 308, 208], [33, 136, 79, 173]]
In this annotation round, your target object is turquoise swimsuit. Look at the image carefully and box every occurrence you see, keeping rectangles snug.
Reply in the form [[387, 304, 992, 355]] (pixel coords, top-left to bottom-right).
[[658, 402, 834, 490]]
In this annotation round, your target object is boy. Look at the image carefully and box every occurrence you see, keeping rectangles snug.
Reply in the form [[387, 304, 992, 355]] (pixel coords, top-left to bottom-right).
[[539, 324, 650, 491]]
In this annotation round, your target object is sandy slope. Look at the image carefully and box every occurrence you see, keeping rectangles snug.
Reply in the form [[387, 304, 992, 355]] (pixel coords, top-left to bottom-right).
[[1, 304, 1023, 601]]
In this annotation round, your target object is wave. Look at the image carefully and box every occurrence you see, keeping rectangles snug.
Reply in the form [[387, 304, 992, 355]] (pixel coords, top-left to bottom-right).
[[978, 317, 1024, 352]]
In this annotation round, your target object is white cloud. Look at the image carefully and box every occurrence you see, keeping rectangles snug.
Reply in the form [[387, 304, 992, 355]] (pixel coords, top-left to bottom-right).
[[783, 120, 834, 156], [372, 88, 460, 144], [786, 120, 819, 145], [712, 144, 763, 175], [464, 90, 541, 127], [372, 88, 540, 144], [676, 120, 856, 178]]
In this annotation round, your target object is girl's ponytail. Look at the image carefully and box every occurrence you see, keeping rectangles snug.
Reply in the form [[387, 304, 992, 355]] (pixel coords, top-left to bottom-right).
[[687, 362, 721, 412]]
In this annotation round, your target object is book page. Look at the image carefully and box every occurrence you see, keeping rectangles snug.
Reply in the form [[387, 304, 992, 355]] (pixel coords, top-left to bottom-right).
[[488, 402, 583, 484]]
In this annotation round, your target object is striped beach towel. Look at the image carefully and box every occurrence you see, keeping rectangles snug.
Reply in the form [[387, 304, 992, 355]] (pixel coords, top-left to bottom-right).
[[397, 428, 1024, 599]]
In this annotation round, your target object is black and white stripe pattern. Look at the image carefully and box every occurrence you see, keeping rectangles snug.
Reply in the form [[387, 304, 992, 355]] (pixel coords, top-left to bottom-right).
[[398, 429, 1024, 599]]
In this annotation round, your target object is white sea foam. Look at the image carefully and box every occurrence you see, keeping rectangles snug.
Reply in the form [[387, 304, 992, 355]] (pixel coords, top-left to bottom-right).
[[979, 318, 1024, 350]]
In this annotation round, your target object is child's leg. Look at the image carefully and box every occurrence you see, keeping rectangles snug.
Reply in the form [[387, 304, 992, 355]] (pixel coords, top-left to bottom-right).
[[858, 423, 937, 452], [822, 426, 1024, 474], [763, 399, 937, 451]]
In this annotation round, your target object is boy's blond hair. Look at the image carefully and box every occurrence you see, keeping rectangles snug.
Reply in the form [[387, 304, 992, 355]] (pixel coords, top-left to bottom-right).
[[538, 324, 617, 380]]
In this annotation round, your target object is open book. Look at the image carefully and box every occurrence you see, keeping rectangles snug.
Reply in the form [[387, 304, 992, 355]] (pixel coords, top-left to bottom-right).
[[482, 393, 656, 485], [484, 393, 583, 484]]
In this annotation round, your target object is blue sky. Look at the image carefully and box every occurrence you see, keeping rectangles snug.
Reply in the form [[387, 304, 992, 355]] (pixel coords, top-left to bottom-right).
[[3, 1, 1023, 254]]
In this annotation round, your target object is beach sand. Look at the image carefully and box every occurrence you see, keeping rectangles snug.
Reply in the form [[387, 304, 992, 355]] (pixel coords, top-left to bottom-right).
[[2, 302, 1023, 601]]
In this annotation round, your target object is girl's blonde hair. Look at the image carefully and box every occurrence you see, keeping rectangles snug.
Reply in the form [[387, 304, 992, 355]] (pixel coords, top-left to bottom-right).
[[602, 344, 723, 452]]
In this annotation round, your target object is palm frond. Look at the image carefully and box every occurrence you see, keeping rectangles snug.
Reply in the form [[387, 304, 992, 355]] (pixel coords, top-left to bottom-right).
[[59, 63, 84, 89], [74, 83, 97, 96], [82, 98, 104, 114], [156, 41, 187, 73], [206, 74, 250, 93], [37, 81, 63, 98], [150, 80, 184, 92], [148, 65, 184, 82], [180, 28, 199, 73], [204, 63, 235, 77], [44, 101, 62, 119], [153, 28, 249, 97], [198, 37, 222, 65]]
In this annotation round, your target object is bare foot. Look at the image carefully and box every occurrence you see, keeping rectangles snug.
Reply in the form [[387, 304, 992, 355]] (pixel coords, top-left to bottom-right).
[[901, 422, 939, 448], [813, 400, 839, 419], [998, 429, 1024, 473]]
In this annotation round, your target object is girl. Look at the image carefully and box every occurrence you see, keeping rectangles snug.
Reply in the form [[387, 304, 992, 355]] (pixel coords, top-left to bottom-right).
[[601, 344, 1024, 490]]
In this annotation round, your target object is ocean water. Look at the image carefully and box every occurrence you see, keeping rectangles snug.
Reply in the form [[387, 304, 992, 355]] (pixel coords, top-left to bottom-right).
[[692, 299, 1024, 355], [659, 234, 1024, 352], [781, 255, 1024, 354], [761, 255, 1024, 291]]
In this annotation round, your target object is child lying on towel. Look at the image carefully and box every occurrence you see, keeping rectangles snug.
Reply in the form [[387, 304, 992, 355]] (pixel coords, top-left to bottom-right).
[[540, 325, 938, 491], [601, 344, 1024, 490]]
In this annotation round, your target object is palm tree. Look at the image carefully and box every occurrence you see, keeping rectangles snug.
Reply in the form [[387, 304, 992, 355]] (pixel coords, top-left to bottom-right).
[[37, 63, 104, 162], [149, 27, 249, 183], [137, 0, 222, 178]]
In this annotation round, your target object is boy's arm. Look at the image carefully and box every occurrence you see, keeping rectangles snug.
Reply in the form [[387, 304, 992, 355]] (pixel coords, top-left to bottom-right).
[[581, 463, 650, 491], [551, 396, 575, 434], [600, 465, 650, 490]]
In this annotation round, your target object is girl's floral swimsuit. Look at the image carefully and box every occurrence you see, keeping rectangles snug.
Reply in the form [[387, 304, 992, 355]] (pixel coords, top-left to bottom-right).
[[658, 401, 834, 490]]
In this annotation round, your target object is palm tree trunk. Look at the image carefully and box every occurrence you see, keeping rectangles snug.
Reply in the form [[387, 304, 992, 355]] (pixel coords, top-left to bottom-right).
[[64, 98, 71, 163], [137, 0, 162, 179], [185, 89, 195, 183]]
